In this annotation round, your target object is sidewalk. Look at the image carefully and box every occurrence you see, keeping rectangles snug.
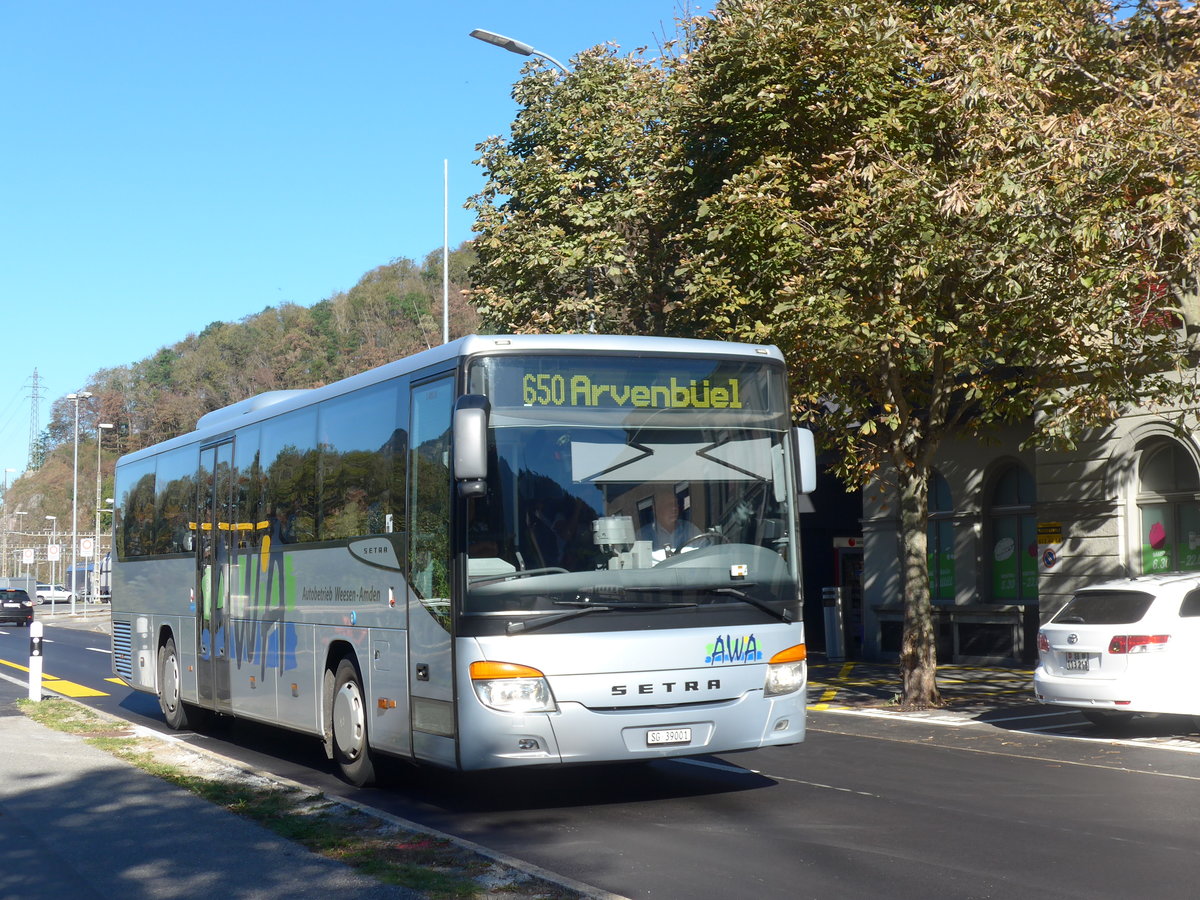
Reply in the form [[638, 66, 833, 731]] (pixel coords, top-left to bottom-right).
[[0, 676, 414, 899], [807, 652, 1037, 716]]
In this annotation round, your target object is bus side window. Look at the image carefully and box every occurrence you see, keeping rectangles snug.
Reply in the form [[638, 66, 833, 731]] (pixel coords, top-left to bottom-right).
[[409, 377, 453, 613]]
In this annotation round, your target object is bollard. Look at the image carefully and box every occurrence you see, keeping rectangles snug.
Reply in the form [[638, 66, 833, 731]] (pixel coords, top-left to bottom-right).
[[28, 621, 43, 702]]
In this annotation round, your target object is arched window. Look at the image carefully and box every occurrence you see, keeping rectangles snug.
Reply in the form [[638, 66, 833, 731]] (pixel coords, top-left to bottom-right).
[[989, 463, 1037, 604], [1137, 439, 1200, 573], [927, 471, 954, 602]]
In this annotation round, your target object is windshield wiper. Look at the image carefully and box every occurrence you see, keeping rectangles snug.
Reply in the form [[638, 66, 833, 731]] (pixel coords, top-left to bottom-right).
[[507, 597, 698, 635], [705, 587, 794, 624], [608, 583, 792, 624], [507, 605, 616, 635]]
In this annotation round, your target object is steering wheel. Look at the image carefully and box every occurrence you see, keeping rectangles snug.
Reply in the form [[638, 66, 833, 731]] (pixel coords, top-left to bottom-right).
[[672, 531, 728, 554]]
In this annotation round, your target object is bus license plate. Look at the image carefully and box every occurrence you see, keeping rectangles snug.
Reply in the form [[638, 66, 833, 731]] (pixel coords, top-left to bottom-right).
[[1065, 652, 1091, 672], [647, 728, 691, 746]]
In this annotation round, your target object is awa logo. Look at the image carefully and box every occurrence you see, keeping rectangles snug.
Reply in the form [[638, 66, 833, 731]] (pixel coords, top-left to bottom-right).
[[705, 633, 762, 665]]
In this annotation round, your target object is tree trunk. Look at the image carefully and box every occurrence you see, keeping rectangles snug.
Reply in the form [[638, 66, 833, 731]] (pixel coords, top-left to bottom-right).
[[897, 461, 942, 709]]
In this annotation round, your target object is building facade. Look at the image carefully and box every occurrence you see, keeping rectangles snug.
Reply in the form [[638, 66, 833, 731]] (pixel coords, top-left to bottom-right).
[[855, 410, 1200, 663]]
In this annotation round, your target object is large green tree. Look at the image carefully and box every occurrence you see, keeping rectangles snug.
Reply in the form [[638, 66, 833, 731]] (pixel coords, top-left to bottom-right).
[[469, 46, 682, 333], [470, 0, 1200, 706]]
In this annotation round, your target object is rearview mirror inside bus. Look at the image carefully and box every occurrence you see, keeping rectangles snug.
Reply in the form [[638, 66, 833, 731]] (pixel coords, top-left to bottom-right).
[[454, 394, 490, 497]]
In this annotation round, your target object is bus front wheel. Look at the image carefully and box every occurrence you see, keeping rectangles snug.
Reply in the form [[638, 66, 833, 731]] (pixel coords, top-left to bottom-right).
[[157, 637, 199, 730], [331, 658, 375, 786]]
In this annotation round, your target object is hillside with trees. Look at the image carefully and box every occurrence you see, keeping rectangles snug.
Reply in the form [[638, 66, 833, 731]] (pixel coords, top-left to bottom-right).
[[5, 243, 478, 538]]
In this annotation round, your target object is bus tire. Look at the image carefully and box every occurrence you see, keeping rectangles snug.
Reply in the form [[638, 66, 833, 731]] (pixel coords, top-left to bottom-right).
[[331, 658, 375, 786], [158, 637, 197, 731]]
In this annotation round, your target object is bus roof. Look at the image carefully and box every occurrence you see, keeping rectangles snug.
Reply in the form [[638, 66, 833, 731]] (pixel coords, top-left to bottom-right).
[[117, 334, 784, 465]]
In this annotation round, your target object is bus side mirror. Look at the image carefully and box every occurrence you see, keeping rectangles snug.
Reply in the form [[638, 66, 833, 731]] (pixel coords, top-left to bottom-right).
[[454, 394, 490, 498], [793, 427, 817, 494]]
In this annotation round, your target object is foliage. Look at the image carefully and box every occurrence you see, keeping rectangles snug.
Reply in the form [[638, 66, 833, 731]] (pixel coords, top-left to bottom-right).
[[8, 244, 479, 534], [468, 47, 683, 333], [468, 0, 1200, 705]]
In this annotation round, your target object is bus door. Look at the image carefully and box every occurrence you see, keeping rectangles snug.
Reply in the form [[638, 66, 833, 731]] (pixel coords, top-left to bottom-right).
[[197, 440, 235, 713], [407, 375, 457, 766]]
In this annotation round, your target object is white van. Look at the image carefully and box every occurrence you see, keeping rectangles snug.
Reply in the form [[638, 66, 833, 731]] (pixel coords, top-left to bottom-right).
[[35, 583, 75, 605]]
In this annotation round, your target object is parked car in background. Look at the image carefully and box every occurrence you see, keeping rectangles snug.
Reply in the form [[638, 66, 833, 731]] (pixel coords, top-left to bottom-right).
[[0, 589, 34, 627], [1034, 573, 1200, 726], [35, 583, 74, 605]]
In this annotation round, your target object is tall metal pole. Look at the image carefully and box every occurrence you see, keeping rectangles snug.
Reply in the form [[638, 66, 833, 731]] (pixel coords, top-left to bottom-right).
[[94, 424, 113, 602], [67, 391, 92, 615], [1, 468, 13, 579], [45, 516, 56, 586], [14, 511, 26, 580], [443, 159, 450, 345]]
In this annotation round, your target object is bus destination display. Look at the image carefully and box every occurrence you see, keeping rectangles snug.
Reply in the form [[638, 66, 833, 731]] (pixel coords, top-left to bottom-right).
[[477, 356, 778, 413]]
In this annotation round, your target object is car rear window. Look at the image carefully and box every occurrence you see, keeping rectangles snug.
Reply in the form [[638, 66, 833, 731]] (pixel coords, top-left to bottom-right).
[[1051, 590, 1155, 625], [0, 590, 30, 602]]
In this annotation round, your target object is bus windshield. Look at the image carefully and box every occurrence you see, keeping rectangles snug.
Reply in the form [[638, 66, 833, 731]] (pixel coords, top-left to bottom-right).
[[464, 355, 799, 624]]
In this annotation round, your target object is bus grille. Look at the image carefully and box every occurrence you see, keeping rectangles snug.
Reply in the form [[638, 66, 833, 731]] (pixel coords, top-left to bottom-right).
[[111, 620, 133, 681]]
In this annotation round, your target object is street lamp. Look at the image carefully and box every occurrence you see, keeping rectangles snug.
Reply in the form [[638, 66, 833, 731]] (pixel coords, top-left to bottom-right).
[[67, 390, 93, 615], [45, 515, 57, 586], [13, 511, 27, 579], [1, 467, 15, 578], [93, 423, 114, 602], [469, 28, 569, 74]]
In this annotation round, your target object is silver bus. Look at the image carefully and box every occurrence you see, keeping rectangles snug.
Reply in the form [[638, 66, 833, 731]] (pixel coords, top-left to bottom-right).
[[110, 334, 816, 784]]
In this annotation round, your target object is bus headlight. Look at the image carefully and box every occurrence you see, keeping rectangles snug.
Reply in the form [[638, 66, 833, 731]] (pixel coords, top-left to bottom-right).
[[764, 644, 807, 697], [469, 661, 557, 713]]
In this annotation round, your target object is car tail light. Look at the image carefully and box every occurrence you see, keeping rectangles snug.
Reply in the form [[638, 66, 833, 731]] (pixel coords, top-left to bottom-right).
[[1107, 634, 1170, 654], [1037, 631, 1050, 653]]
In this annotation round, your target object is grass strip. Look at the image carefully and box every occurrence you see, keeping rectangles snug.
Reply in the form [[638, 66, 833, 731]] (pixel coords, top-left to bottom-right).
[[19, 698, 577, 900]]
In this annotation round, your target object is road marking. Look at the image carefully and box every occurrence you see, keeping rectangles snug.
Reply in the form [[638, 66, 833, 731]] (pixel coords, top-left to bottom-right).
[[677, 757, 881, 797], [0, 656, 109, 697], [835, 707, 978, 727], [85, 647, 112, 654]]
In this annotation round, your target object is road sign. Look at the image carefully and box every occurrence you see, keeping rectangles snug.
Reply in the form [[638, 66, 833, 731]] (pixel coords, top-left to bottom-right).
[[80, 537, 94, 558]]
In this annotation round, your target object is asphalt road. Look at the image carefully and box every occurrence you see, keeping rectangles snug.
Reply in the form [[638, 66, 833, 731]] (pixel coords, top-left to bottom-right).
[[4, 620, 1200, 900]]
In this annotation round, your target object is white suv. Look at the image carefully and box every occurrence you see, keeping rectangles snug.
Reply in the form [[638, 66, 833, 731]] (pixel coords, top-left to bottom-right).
[[1034, 573, 1200, 725], [35, 583, 75, 605]]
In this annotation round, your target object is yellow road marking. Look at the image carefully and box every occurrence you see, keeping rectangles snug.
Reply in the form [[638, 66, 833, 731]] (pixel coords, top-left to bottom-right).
[[0, 657, 109, 697]]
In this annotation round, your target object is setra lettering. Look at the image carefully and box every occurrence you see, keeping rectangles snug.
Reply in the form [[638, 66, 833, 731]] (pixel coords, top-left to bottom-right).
[[611, 679, 720, 696]]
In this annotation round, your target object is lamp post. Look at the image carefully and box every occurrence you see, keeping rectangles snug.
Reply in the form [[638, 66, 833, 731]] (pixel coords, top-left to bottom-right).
[[45, 515, 57, 586], [469, 28, 569, 74], [67, 391, 93, 615], [13, 511, 27, 580], [99, 498, 114, 602], [1, 467, 14, 579], [93, 423, 113, 602]]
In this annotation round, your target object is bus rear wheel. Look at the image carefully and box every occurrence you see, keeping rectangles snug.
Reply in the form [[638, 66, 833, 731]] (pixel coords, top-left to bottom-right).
[[157, 637, 201, 730], [331, 658, 375, 786]]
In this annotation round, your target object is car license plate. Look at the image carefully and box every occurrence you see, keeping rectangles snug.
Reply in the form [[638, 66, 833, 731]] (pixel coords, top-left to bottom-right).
[[2, 602, 18, 609], [1065, 652, 1091, 672], [647, 728, 691, 745]]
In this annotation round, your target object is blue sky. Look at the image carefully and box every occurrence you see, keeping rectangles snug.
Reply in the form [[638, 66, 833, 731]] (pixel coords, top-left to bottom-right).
[[0, 0, 702, 475]]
